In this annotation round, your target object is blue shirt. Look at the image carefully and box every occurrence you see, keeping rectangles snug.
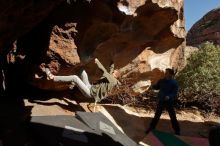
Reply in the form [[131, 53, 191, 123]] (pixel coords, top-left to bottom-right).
[[152, 78, 178, 102]]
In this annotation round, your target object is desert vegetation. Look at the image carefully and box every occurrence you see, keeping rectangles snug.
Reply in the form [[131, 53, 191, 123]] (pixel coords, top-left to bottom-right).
[[176, 42, 220, 114], [106, 42, 220, 116]]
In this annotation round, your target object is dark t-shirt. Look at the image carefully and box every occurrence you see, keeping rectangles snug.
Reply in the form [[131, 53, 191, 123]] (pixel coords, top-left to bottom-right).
[[152, 78, 178, 102]]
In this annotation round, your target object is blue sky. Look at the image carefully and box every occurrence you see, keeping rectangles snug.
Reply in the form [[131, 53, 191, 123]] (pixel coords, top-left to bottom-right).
[[184, 0, 220, 31]]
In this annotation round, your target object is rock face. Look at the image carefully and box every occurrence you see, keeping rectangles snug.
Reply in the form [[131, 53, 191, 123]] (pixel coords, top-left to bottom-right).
[[0, 0, 64, 51], [187, 7, 220, 46], [0, 0, 185, 95]]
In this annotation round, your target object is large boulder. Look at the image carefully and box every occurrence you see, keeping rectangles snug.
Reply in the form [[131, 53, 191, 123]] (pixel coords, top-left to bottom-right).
[[0, 0, 64, 51], [187, 7, 220, 46], [1, 0, 185, 95]]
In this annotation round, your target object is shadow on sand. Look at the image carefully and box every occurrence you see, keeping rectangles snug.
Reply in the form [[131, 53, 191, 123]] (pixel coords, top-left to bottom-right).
[[0, 87, 90, 146], [0, 89, 218, 146], [102, 105, 218, 143]]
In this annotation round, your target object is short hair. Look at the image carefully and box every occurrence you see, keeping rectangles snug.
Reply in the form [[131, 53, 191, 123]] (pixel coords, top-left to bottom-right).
[[165, 68, 175, 76]]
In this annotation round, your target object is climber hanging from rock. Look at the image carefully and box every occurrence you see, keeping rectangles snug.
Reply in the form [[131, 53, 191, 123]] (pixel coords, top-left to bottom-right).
[[39, 58, 121, 103]]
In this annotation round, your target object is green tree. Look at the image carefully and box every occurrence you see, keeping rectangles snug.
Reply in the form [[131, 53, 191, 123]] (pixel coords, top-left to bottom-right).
[[177, 42, 220, 114]]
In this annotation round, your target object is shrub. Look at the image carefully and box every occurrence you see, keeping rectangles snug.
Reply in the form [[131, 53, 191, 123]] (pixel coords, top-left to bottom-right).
[[176, 42, 220, 114]]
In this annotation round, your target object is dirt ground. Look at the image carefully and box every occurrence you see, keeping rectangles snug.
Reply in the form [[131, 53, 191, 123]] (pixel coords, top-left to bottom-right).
[[24, 97, 220, 143]]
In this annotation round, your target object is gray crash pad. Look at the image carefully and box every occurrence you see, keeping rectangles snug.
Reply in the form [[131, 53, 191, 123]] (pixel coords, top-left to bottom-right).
[[30, 115, 100, 146], [76, 111, 138, 146]]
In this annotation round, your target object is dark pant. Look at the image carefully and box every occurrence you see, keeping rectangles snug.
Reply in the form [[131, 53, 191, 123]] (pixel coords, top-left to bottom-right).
[[149, 101, 180, 134]]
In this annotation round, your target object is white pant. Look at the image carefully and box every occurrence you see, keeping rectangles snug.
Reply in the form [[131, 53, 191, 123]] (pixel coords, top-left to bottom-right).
[[53, 70, 92, 98]]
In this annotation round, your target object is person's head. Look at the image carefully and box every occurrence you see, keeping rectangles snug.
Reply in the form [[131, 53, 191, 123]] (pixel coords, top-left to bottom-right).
[[164, 68, 175, 79], [112, 69, 121, 79]]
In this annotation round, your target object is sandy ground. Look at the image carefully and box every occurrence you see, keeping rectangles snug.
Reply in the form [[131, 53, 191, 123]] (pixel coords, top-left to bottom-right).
[[24, 98, 220, 144]]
